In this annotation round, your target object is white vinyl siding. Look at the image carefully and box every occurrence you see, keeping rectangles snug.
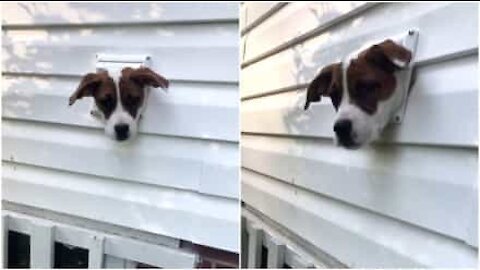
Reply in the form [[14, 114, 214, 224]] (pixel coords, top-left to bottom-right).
[[241, 2, 477, 267], [2, 2, 239, 253]]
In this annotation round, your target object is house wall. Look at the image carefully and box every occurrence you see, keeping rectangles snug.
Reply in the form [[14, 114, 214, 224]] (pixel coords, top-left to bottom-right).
[[2, 2, 239, 253], [241, 2, 478, 267]]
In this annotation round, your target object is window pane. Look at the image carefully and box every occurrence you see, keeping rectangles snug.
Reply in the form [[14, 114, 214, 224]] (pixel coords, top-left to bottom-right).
[[8, 231, 31, 269], [54, 242, 88, 269]]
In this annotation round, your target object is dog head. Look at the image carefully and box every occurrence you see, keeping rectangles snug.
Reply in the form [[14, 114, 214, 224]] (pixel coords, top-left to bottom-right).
[[69, 67, 169, 141], [305, 39, 412, 149]]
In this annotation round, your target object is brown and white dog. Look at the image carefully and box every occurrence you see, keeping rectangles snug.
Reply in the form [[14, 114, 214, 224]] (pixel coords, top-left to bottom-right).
[[69, 67, 169, 141], [304, 39, 412, 149]]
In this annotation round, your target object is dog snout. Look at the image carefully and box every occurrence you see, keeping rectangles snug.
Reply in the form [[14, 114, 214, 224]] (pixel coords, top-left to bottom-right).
[[334, 119, 352, 137], [334, 119, 356, 148], [114, 124, 130, 141]]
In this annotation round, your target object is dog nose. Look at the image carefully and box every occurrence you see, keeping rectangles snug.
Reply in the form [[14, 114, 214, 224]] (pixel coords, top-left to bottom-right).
[[334, 119, 352, 137], [114, 124, 129, 141], [334, 119, 356, 148]]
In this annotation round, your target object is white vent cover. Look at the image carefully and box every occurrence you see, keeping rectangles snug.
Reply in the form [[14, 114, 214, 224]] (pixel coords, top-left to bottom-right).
[[95, 53, 151, 72], [391, 29, 419, 124]]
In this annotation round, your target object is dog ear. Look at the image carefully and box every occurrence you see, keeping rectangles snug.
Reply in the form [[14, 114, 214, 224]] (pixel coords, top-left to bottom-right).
[[125, 67, 169, 89], [304, 62, 341, 110], [69, 72, 103, 105], [366, 39, 412, 73]]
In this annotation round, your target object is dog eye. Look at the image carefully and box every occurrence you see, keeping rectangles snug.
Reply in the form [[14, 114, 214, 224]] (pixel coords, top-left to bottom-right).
[[99, 96, 114, 107], [356, 81, 378, 95], [126, 95, 140, 105], [330, 89, 342, 110]]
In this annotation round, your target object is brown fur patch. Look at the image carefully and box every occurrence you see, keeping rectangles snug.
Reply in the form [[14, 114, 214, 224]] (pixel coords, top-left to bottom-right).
[[347, 39, 411, 114], [119, 68, 145, 118], [119, 67, 170, 118], [346, 57, 396, 114], [305, 39, 412, 114], [304, 62, 343, 110], [70, 70, 117, 119]]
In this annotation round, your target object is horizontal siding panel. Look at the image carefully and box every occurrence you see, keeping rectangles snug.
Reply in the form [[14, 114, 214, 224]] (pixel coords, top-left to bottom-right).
[[241, 3, 477, 97], [3, 23, 239, 47], [242, 169, 477, 268], [242, 2, 370, 63], [2, 2, 239, 254], [3, 162, 239, 252], [3, 44, 238, 82], [3, 76, 238, 142], [2, 3, 238, 26], [242, 135, 478, 245], [240, 4, 247, 31], [241, 1, 478, 265], [241, 2, 282, 32], [241, 55, 478, 147], [2, 120, 238, 199]]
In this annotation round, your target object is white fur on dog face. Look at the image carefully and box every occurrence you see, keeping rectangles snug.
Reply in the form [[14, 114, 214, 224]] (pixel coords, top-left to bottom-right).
[[104, 106, 139, 141], [334, 103, 378, 147], [102, 69, 145, 142], [71, 67, 168, 142], [304, 39, 412, 149], [333, 58, 402, 148]]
